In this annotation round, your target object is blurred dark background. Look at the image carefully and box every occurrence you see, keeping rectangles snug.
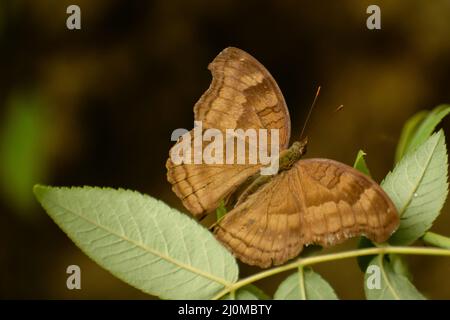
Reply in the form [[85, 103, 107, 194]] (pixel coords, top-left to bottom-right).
[[1, 0, 449, 299]]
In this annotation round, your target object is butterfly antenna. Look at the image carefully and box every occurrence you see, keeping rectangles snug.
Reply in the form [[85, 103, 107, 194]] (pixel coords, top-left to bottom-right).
[[335, 104, 344, 112], [300, 86, 321, 139]]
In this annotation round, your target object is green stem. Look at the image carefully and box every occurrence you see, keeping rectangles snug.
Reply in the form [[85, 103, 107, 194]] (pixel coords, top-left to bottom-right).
[[212, 246, 450, 300], [422, 231, 450, 249], [298, 266, 306, 299]]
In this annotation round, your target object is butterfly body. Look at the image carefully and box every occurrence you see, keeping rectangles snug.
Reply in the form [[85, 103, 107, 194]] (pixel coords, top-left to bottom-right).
[[278, 138, 308, 171], [166, 47, 399, 268], [229, 138, 307, 208]]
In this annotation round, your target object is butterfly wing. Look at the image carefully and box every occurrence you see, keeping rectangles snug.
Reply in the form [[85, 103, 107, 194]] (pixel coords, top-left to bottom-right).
[[214, 168, 305, 268], [214, 158, 399, 268], [167, 47, 291, 217], [194, 47, 291, 147], [167, 137, 262, 216]]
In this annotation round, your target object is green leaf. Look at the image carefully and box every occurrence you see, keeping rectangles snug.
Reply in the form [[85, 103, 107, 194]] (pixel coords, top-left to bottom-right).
[[353, 150, 371, 176], [364, 255, 425, 300], [223, 285, 270, 300], [389, 254, 412, 280], [405, 105, 450, 155], [395, 105, 450, 163], [274, 267, 338, 300], [353, 151, 376, 272], [0, 94, 49, 213], [356, 239, 411, 279], [357, 242, 412, 280], [216, 200, 227, 220], [33, 185, 238, 299], [395, 111, 429, 163], [382, 130, 448, 245]]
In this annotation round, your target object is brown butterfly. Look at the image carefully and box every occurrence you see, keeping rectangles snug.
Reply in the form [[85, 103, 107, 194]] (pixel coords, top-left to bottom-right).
[[166, 47, 399, 268]]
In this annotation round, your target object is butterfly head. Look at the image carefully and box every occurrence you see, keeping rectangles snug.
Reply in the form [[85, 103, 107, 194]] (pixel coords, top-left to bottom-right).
[[279, 137, 308, 171], [292, 137, 308, 153]]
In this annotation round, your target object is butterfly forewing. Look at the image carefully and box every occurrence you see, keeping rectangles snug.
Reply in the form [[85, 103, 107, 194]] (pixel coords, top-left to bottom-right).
[[167, 47, 291, 217], [166, 137, 261, 216], [194, 47, 291, 148]]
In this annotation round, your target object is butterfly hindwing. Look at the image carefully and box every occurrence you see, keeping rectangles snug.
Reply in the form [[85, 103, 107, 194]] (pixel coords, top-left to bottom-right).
[[214, 168, 305, 268], [214, 159, 399, 268], [297, 159, 399, 246]]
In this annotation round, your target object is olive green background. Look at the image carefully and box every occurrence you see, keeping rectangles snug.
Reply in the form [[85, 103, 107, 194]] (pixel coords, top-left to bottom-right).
[[0, 0, 449, 299]]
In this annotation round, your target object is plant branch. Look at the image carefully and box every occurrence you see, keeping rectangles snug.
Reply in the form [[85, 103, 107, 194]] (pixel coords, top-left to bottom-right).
[[212, 245, 450, 300], [422, 231, 450, 249]]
